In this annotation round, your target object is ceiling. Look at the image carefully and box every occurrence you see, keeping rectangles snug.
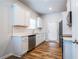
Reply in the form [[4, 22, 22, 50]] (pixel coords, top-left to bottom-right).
[[20, 0, 67, 14]]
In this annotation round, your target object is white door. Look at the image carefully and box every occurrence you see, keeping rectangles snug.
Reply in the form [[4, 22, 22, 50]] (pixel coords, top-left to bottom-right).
[[47, 23, 58, 41], [71, 0, 78, 58], [72, 42, 78, 59]]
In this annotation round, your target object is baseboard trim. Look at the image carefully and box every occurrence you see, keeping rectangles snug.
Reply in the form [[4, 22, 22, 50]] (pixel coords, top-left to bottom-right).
[[0, 53, 21, 59], [13, 54, 21, 58], [0, 53, 13, 59]]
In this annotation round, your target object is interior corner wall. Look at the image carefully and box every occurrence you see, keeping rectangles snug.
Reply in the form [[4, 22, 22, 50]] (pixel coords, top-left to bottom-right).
[[0, 0, 15, 58]]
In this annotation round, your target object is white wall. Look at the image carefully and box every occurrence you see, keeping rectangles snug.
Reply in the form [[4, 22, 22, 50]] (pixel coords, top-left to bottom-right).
[[62, 12, 72, 35], [42, 13, 62, 41], [62, 0, 78, 39], [60, 0, 72, 35], [0, 0, 14, 57]]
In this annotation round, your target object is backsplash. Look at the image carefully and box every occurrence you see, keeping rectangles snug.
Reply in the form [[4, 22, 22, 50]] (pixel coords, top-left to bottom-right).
[[13, 27, 43, 36], [13, 27, 26, 34]]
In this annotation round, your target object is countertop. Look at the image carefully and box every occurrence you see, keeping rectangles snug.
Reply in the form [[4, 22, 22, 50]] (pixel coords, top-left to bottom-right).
[[12, 33, 36, 37], [63, 34, 72, 40], [12, 32, 43, 37], [63, 34, 72, 37]]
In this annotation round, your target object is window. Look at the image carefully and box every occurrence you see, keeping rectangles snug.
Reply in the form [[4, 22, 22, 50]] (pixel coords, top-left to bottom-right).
[[29, 18, 36, 29]]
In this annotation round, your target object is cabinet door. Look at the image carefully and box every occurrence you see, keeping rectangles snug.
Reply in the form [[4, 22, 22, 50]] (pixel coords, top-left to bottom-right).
[[12, 36, 28, 56], [29, 18, 36, 29], [13, 4, 26, 26], [36, 34, 40, 46], [40, 33, 44, 43], [12, 36, 22, 56], [36, 33, 45, 46], [36, 34, 42, 46], [21, 37, 28, 54], [41, 33, 45, 42], [37, 17, 42, 28], [25, 10, 30, 26]]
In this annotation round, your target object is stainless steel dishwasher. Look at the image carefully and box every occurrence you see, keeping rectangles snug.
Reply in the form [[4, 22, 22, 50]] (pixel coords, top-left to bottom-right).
[[28, 35, 36, 51]]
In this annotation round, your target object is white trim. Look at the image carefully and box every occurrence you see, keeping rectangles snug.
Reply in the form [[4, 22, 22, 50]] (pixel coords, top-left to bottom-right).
[[63, 37, 72, 41], [0, 53, 13, 59], [0, 53, 21, 59], [13, 54, 21, 57]]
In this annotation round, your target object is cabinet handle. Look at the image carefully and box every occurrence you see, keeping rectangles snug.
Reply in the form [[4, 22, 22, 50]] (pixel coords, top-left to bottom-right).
[[72, 40, 78, 44]]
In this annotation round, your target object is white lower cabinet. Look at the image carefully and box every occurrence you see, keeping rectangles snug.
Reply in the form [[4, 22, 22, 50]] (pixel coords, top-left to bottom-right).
[[12, 36, 28, 57], [36, 33, 45, 46], [36, 34, 41, 46], [12, 33, 45, 57], [41, 33, 45, 42], [21, 37, 28, 54]]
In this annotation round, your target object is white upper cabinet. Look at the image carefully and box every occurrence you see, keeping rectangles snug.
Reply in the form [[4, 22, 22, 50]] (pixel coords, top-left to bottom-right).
[[27, 12, 37, 29], [13, 3, 30, 27], [36, 17, 42, 28], [13, 4, 26, 26], [13, 2, 42, 29], [25, 10, 31, 26]]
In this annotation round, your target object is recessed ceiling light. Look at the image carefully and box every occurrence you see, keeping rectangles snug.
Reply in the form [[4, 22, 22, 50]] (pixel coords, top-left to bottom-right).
[[49, 7, 52, 10]]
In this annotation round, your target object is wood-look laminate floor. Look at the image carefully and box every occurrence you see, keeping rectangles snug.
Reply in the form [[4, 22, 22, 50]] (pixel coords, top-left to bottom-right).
[[22, 41, 62, 59]]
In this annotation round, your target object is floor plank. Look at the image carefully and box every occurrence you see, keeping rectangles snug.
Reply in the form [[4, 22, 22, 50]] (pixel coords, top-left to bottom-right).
[[22, 41, 62, 59]]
